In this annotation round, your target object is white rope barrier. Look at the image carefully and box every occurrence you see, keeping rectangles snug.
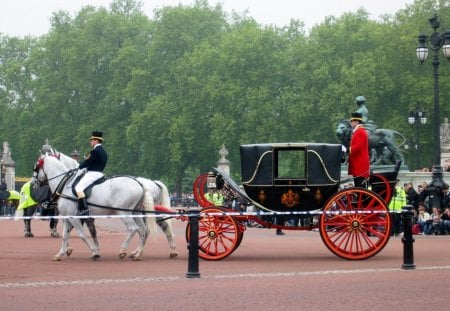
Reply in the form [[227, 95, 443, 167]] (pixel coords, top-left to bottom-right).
[[0, 208, 405, 221]]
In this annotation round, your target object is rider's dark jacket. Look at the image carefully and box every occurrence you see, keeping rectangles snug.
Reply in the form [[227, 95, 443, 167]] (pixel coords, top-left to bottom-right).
[[79, 144, 107, 172]]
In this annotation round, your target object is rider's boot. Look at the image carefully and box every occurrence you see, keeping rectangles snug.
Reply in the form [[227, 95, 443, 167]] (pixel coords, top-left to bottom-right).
[[77, 192, 89, 216]]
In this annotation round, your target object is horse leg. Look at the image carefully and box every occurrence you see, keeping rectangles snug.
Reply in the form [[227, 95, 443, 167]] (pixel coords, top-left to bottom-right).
[[71, 219, 100, 261], [129, 216, 148, 261], [62, 219, 74, 257], [84, 218, 100, 251], [23, 219, 33, 237], [385, 140, 404, 164], [53, 220, 73, 261], [119, 217, 139, 259], [49, 216, 60, 238], [158, 218, 177, 258], [23, 206, 35, 237]]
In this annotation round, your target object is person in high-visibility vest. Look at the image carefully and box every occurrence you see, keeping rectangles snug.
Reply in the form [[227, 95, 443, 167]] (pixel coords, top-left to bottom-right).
[[17, 181, 59, 238], [204, 189, 224, 206], [17, 181, 38, 237], [389, 180, 406, 236], [5, 189, 20, 215], [8, 190, 20, 201]]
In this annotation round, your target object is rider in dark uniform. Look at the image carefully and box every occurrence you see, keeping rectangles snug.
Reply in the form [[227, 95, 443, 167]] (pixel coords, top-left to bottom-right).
[[75, 131, 108, 216]]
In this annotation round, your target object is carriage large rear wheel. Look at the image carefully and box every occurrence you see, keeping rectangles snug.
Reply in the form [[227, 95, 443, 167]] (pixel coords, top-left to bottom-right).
[[319, 188, 391, 260], [185, 207, 241, 261]]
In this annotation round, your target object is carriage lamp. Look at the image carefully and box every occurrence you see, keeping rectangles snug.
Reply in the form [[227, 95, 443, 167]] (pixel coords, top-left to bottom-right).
[[314, 188, 323, 204], [258, 189, 266, 203], [416, 14, 450, 210], [407, 102, 426, 170], [206, 172, 217, 189]]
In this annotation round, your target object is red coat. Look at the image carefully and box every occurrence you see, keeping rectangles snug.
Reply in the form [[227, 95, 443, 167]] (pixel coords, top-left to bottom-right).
[[348, 124, 370, 178]]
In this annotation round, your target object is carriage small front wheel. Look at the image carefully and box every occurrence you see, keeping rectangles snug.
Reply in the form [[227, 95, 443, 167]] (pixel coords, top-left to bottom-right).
[[185, 207, 241, 261], [319, 188, 391, 260]]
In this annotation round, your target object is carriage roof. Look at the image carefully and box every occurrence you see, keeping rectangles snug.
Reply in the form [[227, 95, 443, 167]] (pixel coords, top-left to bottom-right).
[[240, 142, 342, 187]]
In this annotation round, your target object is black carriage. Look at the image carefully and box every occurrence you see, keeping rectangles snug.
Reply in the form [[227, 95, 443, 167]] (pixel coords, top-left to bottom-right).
[[188, 142, 400, 260]]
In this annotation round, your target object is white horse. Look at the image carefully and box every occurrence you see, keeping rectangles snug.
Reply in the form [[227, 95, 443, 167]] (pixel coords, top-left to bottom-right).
[[40, 148, 99, 255], [42, 147, 177, 258], [33, 155, 158, 261]]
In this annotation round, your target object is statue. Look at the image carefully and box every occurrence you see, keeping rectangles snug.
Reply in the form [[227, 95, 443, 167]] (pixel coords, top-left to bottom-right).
[[336, 96, 406, 166], [2, 142, 11, 161], [355, 96, 369, 123], [337, 120, 405, 165]]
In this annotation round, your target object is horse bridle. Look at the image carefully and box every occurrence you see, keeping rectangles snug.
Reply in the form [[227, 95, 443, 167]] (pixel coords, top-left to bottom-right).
[[33, 158, 78, 202]]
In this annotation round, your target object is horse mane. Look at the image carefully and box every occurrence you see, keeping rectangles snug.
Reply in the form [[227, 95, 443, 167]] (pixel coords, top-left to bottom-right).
[[42, 147, 79, 169], [57, 151, 80, 169]]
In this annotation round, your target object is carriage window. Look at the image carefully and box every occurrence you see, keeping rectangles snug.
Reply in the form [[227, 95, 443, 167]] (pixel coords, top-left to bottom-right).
[[276, 149, 306, 178]]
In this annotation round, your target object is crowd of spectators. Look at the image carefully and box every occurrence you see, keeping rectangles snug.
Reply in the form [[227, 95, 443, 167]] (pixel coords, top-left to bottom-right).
[[170, 193, 198, 207], [404, 181, 450, 236], [0, 199, 17, 216]]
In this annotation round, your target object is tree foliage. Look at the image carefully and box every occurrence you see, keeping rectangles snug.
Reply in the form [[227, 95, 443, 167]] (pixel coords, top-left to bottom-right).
[[1, 0, 450, 192]]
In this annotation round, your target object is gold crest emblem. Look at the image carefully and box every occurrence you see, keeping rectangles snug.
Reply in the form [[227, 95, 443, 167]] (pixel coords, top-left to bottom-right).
[[281, 189, 300, 208]]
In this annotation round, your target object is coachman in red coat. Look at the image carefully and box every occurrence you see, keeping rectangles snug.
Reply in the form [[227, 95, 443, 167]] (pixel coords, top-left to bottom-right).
[[348, 112, 370, 187]]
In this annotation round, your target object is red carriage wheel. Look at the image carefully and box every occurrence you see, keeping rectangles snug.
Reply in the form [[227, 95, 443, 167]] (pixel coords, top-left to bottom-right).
[[185, 207, 240, 261], [369, 173, 392, 203], [319, 188, 391, 260]]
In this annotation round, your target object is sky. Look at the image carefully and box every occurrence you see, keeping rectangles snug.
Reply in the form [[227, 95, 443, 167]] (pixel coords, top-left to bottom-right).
[[1, 0, 414, 37]]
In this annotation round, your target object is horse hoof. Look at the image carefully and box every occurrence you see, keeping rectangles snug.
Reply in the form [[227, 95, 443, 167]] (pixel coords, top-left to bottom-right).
[[119, 252, 127, 259], [52, 256, 62, 261], [91, 254, 101, 261], [24, 232, 34, 238], [169, 253, 178, 258], [131, 256, 142, 261], [66, 247, 73, 257]]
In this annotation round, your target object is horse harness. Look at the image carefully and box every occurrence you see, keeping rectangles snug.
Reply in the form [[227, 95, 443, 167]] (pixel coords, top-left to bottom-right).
[[37, 164, 149, 213]]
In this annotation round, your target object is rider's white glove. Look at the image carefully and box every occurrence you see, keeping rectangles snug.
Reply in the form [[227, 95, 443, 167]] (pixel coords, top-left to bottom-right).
[[341, 145, 347, 153]]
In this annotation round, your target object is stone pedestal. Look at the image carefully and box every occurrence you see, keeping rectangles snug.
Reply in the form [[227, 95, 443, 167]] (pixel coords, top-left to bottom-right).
[[341, 164, 449, 190], [217, 144, 230, 175], [441, 143, 450, 172]]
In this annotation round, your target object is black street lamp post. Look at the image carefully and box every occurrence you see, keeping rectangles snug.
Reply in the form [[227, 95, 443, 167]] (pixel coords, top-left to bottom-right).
[[416, 14, 450, 209], [408, 102, 427, 170]]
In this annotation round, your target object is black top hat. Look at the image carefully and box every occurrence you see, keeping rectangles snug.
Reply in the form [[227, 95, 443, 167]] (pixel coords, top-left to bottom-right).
[[90, 131, 103, 141], [350, 112, 363, 122]]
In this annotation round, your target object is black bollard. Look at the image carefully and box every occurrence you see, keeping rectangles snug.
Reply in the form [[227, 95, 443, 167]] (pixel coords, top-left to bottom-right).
[[186, 207, 201, 278], [401, 204, 415, 270]]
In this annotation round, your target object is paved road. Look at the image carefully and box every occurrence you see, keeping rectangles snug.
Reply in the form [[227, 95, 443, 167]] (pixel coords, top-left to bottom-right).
[[0, 217, 449, 310]]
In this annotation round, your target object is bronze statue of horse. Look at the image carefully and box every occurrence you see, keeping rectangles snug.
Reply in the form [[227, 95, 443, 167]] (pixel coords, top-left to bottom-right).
[[336, 120, 405, 165]]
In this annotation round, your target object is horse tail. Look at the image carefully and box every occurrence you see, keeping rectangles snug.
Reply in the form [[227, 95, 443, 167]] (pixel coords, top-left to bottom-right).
[[154, 180, 171, 209], [154, 180, 175, 239], [142, 187, 158, 240]]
